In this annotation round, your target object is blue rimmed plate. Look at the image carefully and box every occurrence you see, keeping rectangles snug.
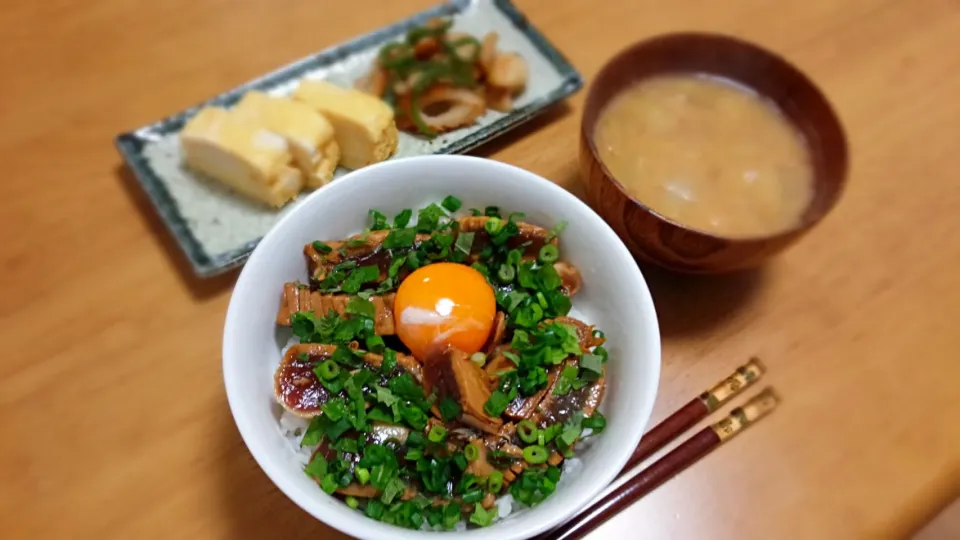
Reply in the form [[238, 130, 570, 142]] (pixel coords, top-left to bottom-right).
[[115, 0, 582, 277]]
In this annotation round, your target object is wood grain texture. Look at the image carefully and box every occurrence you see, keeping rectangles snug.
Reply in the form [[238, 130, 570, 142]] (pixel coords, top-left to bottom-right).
[[579, 33, 848, 273], [1, 0, 959, 539]]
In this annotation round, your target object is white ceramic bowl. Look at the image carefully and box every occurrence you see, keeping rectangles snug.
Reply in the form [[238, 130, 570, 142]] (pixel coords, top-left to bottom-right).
[[223, 155, 660, 540]]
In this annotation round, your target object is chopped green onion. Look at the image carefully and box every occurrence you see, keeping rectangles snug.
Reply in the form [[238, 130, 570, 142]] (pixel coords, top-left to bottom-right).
[[538, 244, 559, 264], [454, 231, 475, 256], [321, 473, 339, 494], [345, 296, 375, 319], [459, 474, 479, 493], [462, 488, 484, 504], [583, 411, 607, 434], [537, 263, 563, 291], [559, 412, 584, 446], [497, 264, 515, 283], [304, 454, 328, 479], [365, 499, 385, 519], [518, 366, 548, 396], [470, 352, 486, 366], [553, 365, 579, 396], [517, 262, 537, 289], [345, 496, 360, 509], [356, 467, 371, 485], [316, 360, 340, 381], [324, 417, 352, 439], [312, 241, 333, 254], [517, 420, 539, 444], [469, 503, 497, 527], [581, 353, 604, 375], [523, 445, 549, 464], [383, 227, 417, 249], [369, 209, 389, 230], [381, 477, 405, 504], [483, 390, 511, 417], [416, 203, 448, 232], [546, 466, 562, 483], [438, 397, 461, 422], [470, 262, 489, 279], [487, 470, 504, 493], [404, 448, 423, 461], [340, 265, 380, 294], [300, 417, 324, 447], [376, 386, 399, 407], [442, 502, 461, 530], [501, 290, 527, 313], [393, 208, 413, 228], [540, 423, 562, 443], [380, 348, 398, 374], [464, 444, 480, 461], [484, 217, 503, 234], [546, 220, 568, 241], [365, 334, 385, 353], [428, 424, 448, 443], [506, 249, 522, 265], [441, 195, 462, 212], [406, 431, 426, 448]]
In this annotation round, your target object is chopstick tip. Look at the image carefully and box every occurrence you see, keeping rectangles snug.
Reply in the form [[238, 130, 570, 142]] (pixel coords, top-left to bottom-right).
[[745, 356, 766, 376]]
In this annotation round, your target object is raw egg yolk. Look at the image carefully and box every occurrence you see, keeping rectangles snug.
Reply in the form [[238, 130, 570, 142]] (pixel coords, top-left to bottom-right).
[[394, 262, 496, 360]]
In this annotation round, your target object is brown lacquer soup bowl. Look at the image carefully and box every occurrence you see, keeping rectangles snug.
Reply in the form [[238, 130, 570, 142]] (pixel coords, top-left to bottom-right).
[[580, 32, 849, 273]]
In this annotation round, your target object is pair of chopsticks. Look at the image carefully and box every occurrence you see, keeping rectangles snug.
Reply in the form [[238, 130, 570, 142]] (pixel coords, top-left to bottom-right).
[[536, 358, 778, 540]]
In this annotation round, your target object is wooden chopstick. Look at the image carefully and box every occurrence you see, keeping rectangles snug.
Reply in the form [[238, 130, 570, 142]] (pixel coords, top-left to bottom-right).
[[619, 357, 765, 476], [535, 388, 780, 540]]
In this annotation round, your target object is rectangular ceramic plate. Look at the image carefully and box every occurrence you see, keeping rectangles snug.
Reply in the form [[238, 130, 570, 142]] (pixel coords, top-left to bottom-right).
[[115, 0, 582, 277]]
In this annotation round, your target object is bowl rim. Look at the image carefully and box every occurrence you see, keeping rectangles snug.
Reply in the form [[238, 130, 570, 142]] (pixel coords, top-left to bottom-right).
[[222, 155, 662, 540], [581, 31, 849, 244]]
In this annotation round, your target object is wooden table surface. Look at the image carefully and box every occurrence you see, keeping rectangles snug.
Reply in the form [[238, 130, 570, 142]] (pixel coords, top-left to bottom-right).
[[2, 0, 959, 538]]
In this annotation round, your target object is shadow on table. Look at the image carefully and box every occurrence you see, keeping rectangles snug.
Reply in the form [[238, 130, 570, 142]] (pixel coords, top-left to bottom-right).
[[115, 164, 238, 301], [215, 409, 353, 540], [639, 263, 766, 338]]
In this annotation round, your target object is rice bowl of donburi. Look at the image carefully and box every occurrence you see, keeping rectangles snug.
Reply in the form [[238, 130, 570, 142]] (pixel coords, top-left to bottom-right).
[[223, 155, 660, 540]]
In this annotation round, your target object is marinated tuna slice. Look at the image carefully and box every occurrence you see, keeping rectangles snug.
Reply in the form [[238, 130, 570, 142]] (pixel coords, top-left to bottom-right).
[[503, 367, 559, 420], [302, 216, 576, 293], [553, 261, 582, 296], [423, 348, 503, 434], [483, 347, 513, 382], [486, 316, 605, 420], [526, 317, 607, 426], [274, 343, 420, 417], [336, 483, 418, 500], [457, 216, 556, 260], [532, 361, 606, 427], [304, 230, 432, 283], [276, 282, 397, 335], [482, 312, 507, 355]]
